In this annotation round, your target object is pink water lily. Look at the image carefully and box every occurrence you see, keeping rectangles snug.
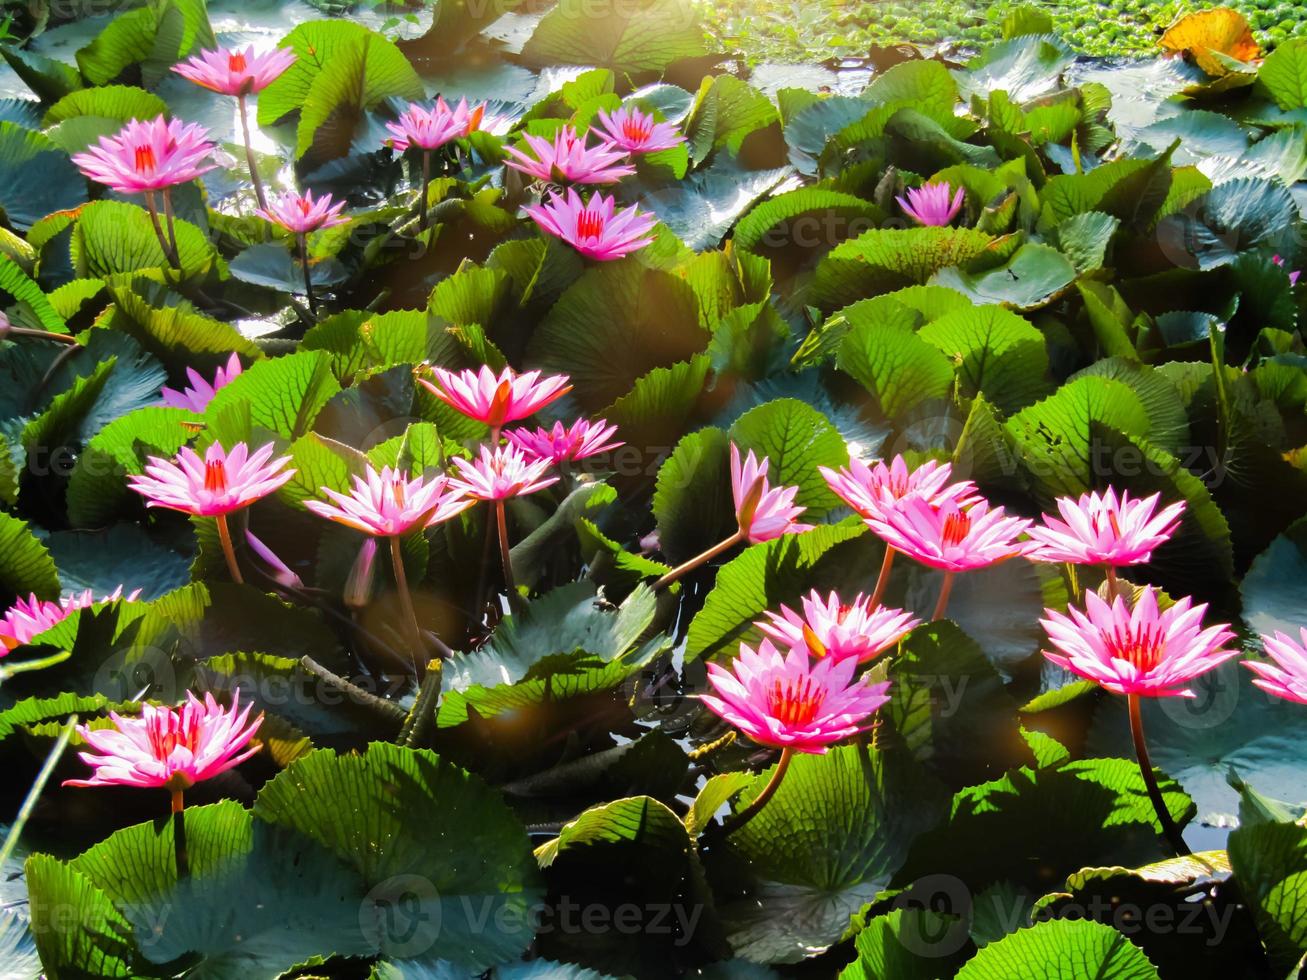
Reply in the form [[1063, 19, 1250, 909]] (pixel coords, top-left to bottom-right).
[[757, 590, 920, 663], [419, 365, 571, 431], [593, 106, 684, 154], [702, 639, 891, 753], [1026, 489, 1185, 567], [244, 531, 304, 590], [1041, 588, 1238, 698], [71, 115, 218, 194], [732, 443, 813, 544], [256, 189, 349, 234], [449, 444, 559, 502], [524, 189, 656, 261], [504, 126, 635, 185], [819, 455, 977, 524], [506, 418, 623, 464], [866, 495, 1030, 574], [305, 465, 472, 536], [160, 353, 242, 413], [1, 587, 138, 653], [386, 96, 483, 152], [129, 441, 294, 518], [64, 690, 262, 791], [897, 181, 965, 227], [172, 44, 296, 96], [1244, 629, 1307, 705]]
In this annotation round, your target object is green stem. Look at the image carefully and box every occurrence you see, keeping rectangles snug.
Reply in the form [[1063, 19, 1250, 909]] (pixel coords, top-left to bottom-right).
[[238, 94, 268, 211], [0, 715, 77, 870], [143, 190, 176, 267], [1128, 693, 1190, 857], [171, 789, 189, 879], [398, 658, 443, 747], [215, 514, 244, 585], [496, 500, 515, 596], [162, 188, 181, 268], [389, 535, 425, 676], [299, 232, 317, 317], [2, 327, 78, 345], [419, 150, 431, 230], [652, 531, 744, 591], [0, 650, 72, 682], [722, 747, 793, 835], [299, 655, 407, 724], [932, 570, 955, 621]]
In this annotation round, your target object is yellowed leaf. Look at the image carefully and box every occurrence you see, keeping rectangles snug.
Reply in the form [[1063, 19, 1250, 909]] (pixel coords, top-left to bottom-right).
[[1161, 8, 1261, 76]]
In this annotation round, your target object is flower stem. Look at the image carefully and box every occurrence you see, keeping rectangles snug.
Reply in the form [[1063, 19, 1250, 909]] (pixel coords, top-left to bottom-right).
[[389, 535, 425, 676], [419, 150, 431, 230], [398, 657, 442, 748], [1105, 565, 1121, 601], [143, 191, 178, 268], [652, 531, 745, 591], [0, 714, 77, 871], [722, 747, 793, 835], [869, 546, 896, 608], [495, 500, 515, 596], [171, 789, 189, 879], [162, 188, 181, 268], [298, 232, 317, 317], [932, 570, 955, 621], [237, 94, 268, 211], [299, 655, 407, 724], [3, 327, 79, 345], [215, 514, 244, 585], [1128, 693, 1190, 857]]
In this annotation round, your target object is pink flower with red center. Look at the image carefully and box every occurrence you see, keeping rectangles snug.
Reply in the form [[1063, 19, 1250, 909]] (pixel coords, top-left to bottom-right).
[[701, 640, 891, 753], [256, 189, 349, 234], [592, 106, 684, 154], [897, 182, 965, 227], [172, 44, 296, 96], [524, 189, 656, 261], [386, 96, 484, 151], [505, 418, 623, 464], [1273, 255, 1301, 287], [160, 352, 242, 413], [757, 590, 920, 663], [732, 443, 813, 544], [1025, 489, 1185, 567], [128, 441, 294, 517], [64, 690, 262, 791], [1244, 629, 1307, 705], [819, 455, 978, 523], [1041, 588, 1238, 698], [1, 587, 139, 653], [504, 126, 635, 185], [867, 496, 1031, 572], [418, 365, 571, 429], [449, 444, 559, 502], [71, 115, 218, 194], [304, 465, 472, 536]]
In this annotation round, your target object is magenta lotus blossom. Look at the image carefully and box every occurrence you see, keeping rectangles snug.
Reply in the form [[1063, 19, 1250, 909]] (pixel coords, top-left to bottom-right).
[[524, 189, 656, 261], [505, 418, 623, 464], [866, 496, 1031, 573], [449, 444, 559, 502], [701, 640, 891, 753], [129, 441, 294, 517], [386, 97, 483, 152], [1041, 588, 1238, 698], [305, 465, 472, 536], [256, 189, 349, 234], [419, 365, 571, 430], [757, 590, 920, 664], [896, 182, 965, 227], [820, 455, 977, 524], [160, 353, 242, 413], [172, 44, 296, 95], [731, 444, 813, 544], [1244, 629, 1307, 705], [593, 106, 684, 154], [1, 587, 138, 653], [1026, 489, 1185, 567], [1273, 255, 1301, 286], [504, 126, 635, 184], [64, 691, 262, 791], [71, 115, 218, 194]]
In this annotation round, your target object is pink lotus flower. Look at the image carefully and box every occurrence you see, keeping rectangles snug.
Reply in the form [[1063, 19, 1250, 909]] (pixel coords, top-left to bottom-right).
[[1273, 255, 1301, 287], [244, 530, 304, 590], [1026, 489, 1185, 567], [1041, 588, 1239, 698], [524, 189, 656, 261], [386, 96, 484, 151], [128, 442, 294, 517], [1244, 629, 1307, 705], [71, 115, 218, 194], [505, 418, 623, 464], [701, 640, 891, 753], [504, 126, 635, 185], [449, 444, 559, 502], [256, 189, 349, 234], [172, 44, 296, 96], [732, 443, 813, 544], [1, 587, 138, 653], [419, 365, 571, 429], [304, 465, 472, 536], [757, 590, 920, 663], [819, 455, 977, 523], [866, 496, 1031, 572], [160, 353, 242, 413], [897, 182, 965, 227], [64, 690, 262, 791], [593, 106, 684, 154]]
